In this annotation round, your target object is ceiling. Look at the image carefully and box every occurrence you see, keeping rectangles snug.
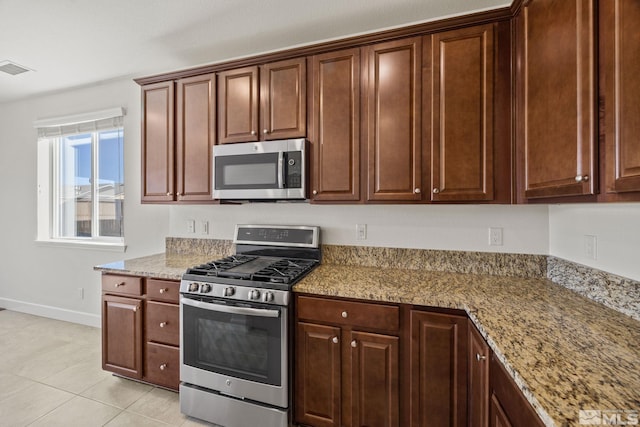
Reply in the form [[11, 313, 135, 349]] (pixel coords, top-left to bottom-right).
[[0, 0, 508, 105]]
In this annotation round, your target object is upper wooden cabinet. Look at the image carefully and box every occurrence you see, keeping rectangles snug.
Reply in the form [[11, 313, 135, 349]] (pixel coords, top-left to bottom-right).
[[364, 37, 423, 202], [141, 74, 216, 203], [600, 0, 640, 198], [516, 0, 597, 200], [309, 48, 361, 202], [218, 58, 306, 144], [428, 23, 508, 202]]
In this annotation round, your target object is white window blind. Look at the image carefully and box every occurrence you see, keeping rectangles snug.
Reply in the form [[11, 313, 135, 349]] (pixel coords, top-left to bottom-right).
[[34, 107, 125, 137]]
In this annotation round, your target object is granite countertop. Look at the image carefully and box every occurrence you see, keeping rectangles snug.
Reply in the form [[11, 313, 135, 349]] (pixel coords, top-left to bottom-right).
[[294, 264, 640, 427]]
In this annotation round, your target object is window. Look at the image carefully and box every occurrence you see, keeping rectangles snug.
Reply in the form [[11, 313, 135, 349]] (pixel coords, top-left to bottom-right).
[[36, 108, 125, 249]]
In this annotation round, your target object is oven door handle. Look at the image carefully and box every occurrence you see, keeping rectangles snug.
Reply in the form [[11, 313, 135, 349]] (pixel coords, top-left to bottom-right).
[[181, 297, 280, 318]]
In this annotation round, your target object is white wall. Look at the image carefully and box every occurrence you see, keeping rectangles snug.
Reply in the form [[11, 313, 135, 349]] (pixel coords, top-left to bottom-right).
[[0, 78, 170, 326], [169, 204, 549, 254], [549, 204, 640, 281]]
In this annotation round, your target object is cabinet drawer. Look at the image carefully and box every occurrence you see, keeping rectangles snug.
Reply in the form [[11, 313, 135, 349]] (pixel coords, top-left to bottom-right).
[[146, 301, 179, 346], [144, 342, 179, 390], [147, 279, 180, 303], [102, 274, 142, 296], [297, 296, 399, 332]]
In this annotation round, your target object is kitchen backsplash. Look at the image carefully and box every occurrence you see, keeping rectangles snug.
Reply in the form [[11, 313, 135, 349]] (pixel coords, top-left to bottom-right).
[[167, 238, 640, 320]]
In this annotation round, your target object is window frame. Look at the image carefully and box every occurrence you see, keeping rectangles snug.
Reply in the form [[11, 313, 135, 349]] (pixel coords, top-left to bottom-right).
[[35, 108, 126, 252]]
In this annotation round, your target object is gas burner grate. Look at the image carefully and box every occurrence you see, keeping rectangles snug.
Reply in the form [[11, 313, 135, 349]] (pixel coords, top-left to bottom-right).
[[187, 255, 257, 276]]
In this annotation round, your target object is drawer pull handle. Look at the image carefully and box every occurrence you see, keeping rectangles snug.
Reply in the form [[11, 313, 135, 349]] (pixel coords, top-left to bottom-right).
[[476, 353, 486, 362], [341, 311, 348, 318], [332, 336, 339, 344], [351, 340, 357, 348], [159, 322, 167, 328], [114, 282, 125, 288], [159, 363, 167, 371], [159, 288, 168, 294]]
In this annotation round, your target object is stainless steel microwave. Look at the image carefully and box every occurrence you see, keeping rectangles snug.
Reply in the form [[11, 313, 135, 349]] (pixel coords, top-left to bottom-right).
[[212, 138, 307, 200]]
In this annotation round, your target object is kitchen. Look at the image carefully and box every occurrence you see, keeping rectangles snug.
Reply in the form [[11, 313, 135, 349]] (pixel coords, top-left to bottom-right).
[[1, 0, 639, 426]]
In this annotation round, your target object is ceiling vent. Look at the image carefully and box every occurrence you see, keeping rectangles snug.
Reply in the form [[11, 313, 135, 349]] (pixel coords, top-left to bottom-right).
[[0, 60, 32, 76]]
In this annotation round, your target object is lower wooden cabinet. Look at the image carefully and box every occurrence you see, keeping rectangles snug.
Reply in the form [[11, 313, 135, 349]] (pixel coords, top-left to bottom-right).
[[101, 274, 180, 390], [295, 295, 400, 427], [409, 310, 468, 427], [469, 324, 490, 427]]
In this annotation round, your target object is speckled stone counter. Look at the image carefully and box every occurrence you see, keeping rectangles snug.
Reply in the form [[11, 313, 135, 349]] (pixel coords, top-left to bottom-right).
[[94, 252, 222, 280], [293, 265, 640, 427]]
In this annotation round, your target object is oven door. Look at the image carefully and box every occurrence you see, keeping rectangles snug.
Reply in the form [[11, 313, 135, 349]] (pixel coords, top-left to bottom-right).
[[180, 295, 288, 408]]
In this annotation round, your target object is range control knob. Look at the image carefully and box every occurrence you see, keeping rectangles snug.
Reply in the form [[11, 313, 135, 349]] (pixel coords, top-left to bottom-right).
[[201, 284, 212, 293], [249, 289, 261, 300], [263, 291, 275, 303], [188, 283, 200, 292], [223, 287, 236, 297]]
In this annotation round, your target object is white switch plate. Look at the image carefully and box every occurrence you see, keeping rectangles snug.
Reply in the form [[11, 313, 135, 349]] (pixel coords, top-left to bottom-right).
[[489, 227, 503, 246], [356, 224, 367, 240], [187, 219, 196, 234], [584, 235, 597, 260]]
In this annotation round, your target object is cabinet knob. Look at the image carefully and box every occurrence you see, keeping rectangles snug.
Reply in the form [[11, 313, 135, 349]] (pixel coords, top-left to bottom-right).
[[166, 192, 172, 196], [160, 322, 167, 328], [312, 190, 318, 196], [351, 340, 357, 348], [575, 175, 589, 182], [263, 129, 269, 135], [159, 363, 167, 371], [341, 311, 348, 318], [114, 282, 125, 288], [176, 192, 181, 196], [476, 353, 486, 362], [159, 288, 167, 294], [332, 336, 339, 344], [250, 130, 256, 136], [414, 188, 421, 194], [432, 188, 440, 194], [133, 306, 138, 313]]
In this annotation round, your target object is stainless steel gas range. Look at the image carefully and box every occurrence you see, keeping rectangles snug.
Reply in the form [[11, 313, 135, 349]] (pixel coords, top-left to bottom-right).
[[179, 224, 320, 427]]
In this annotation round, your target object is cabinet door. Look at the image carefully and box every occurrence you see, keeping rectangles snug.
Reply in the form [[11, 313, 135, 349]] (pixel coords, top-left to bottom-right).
[[349, 330, 400, 427], [295, 322, 341, 427], [409, 310, 468, 427], [489, 394, 513, 427], [430, 24, 495, 202], [261, 58, 306, 140], [517, 0, 597, 199], [176, 74, 216, 202], [218, 66, 259, 143], [601, 0, 640, 195], [365, 37, 422, 201], [102, 295, 143, 379], [141, 81, 175, 202], [469, 325, 490, 427], [146, 301, 179, 346], [310, 48, 361, 201]]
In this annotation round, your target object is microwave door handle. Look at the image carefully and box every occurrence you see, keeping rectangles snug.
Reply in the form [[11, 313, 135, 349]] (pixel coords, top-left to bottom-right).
[[277, 151, 285, 189], [181, 297, 280, 318]]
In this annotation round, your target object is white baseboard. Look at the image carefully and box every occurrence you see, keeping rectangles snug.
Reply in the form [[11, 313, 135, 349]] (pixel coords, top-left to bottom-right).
[[0, 298, 101, 328]]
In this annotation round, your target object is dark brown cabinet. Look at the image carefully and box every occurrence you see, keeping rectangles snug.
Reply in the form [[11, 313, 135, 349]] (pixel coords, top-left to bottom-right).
[[141, 74, 216, 203], [295, 295, 400, 427], [515, 0, 597, 200], [469, 323, 490, 427], [101, 274, 180, 390], [218, 58, 306, 144], [428, 23, 511, 202], [489, 354, 545, 427], [364, 37, 423, 202], [101, 275, 143, 379], [409, 310, 468, 427], [309, 48, 361, 202], [600, 0, 640, 198]]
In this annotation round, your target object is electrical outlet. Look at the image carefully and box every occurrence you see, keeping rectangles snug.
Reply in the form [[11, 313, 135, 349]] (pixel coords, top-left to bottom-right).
[[584, 235, 597, 260], [356, 224, 367, 241], [201, 220, 209, 235], [187, 219, 196, 234], [489, 227, 503, 246]]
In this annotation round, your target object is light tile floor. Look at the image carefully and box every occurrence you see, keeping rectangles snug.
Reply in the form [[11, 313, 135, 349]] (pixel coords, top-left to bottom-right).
[[0, 310, 216, 427]]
